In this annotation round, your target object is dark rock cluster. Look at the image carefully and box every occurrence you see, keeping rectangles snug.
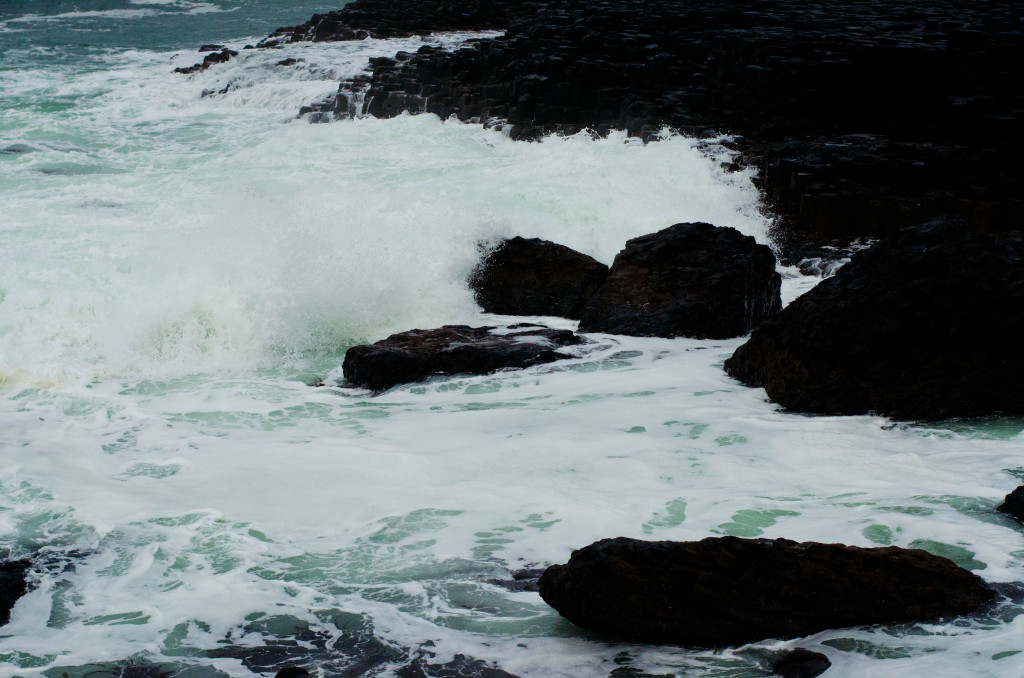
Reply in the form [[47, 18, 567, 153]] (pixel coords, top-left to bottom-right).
[[341, 324, 584, 390], [173, 48, 238, 74], [305, 0, 1022, 255], [538, 536, 995, 647], [724, 216, 1024, 419], [470, 236, 608, 319], [578, 223, 781, 338]]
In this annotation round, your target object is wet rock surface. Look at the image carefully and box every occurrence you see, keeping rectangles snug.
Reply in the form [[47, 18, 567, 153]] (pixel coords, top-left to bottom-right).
[[257, 0, 544, 46], [538, 536, 995, 647], [471, 237, 608, 319], [578, 223, 781, 339], [770, 649, 831, 678], [309, 0, 1023, 251], [173, 48, 238, 74], [724, 216, 1024, 419], [998, 486, 1024, 524], [342, 324, 584, 390], [0, 559, 31, 626]]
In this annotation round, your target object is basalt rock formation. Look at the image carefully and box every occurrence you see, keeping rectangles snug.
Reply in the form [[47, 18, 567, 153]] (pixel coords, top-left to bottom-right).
[[577, 223, 780, 339], [470, 237, 608, 319], [724, 216, 1024, 419], [538, 536, 995, 647], [342, 324, 583, 390], [307, 0, 1022, 255]]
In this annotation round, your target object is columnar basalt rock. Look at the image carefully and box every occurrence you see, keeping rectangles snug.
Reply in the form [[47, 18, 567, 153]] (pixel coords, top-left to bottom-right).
[[538, 536, 995, 647], [342, 324, 584, 390], [470, 237, 608, 319], [577, 223, 781, 339]]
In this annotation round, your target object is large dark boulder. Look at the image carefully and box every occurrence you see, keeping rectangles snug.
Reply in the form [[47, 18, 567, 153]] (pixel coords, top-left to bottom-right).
[[470, 237, 608, 319], [538, 536, 994, 647], [577, 223, 781, 339], [998, 486, 1024, 524], [724, 216, 1024, 419], [0, 559, 31, 626], [342, 324, 583, 390]]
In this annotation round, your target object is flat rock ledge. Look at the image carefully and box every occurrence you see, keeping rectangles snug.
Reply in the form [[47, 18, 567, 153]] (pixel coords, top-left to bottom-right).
[[538, 536, 995, 647], [342, 324, 583, 390], [724, 216, 1024, 419], [578, 223, 781, 339], [471, 237, 608, 319]]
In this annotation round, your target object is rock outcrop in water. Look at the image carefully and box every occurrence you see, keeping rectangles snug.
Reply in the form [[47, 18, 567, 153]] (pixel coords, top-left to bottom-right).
[[577, 223, 781, 339], [998, 486, 1024, 524], [770, 649, 832, 678], [0, 559, 30, 626], [470, 237, 608, 319], [342, 324, 583, 390], [173, 48, 238, 74], [292, 0, 1021, 257], [724, 216, 1024, 419], [537, 536, 995, 647]]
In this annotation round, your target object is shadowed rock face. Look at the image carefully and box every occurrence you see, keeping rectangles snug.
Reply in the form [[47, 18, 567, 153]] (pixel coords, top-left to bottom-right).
[[538, 536, 995, 647], [342, 324, 583, 390], [0, 559, 30, 626], [578, 223, 781, 339], [724, 216, 1024, 419], [471, 237, 608, 319], [998, 486, 1024, 524]]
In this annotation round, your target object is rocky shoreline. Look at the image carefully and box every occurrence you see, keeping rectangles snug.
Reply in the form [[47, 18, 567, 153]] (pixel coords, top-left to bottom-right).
[[247, 0, 1023, 260]]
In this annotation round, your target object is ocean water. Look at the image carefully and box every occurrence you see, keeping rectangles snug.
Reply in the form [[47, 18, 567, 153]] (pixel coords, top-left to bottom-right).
[[1, 2, 1023, 677]]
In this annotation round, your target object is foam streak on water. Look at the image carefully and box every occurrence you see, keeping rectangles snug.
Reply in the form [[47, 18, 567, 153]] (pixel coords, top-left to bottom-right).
[[1, 5, 1022, 678]]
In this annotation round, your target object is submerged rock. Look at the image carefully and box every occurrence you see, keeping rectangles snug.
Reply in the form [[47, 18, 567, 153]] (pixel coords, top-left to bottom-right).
[[724, 216, 1024, 419], [0, 559, 30, 626], [577, 223, 781, 339], [342, 324, 583, 390], [538, 536, 994, 647], [998, 486, 1024, 524], [470, 237, 608, 319]]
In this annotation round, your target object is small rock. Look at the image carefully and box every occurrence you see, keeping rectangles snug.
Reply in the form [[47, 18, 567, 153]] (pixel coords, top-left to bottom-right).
[[342, 325, 583, 390], [471, 236, 608, 319], [578, 223, 781, 338], [997, 486, 1024, 524]]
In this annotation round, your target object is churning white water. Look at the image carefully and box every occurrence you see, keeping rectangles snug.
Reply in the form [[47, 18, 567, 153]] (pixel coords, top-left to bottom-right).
[[1, 4, 1022, 677]]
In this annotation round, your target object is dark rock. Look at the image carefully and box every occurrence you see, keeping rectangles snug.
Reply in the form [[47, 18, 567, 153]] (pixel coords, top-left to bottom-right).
[[771, 649, 831, 678], [274, 668, 310, 678], [489, 568, 544, 592], [470, 237, 608, 319], [173, 48, 239, 75], [538, 536, 995, 647], [198, 44, 224, 52], [997, 486, 1024, 524], [0, 559, 31, 626], [577, 223, 780, 339], [323, 0, 1021, 246], [342, 325, 583, 391], [724, 216, 1024, 419]]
